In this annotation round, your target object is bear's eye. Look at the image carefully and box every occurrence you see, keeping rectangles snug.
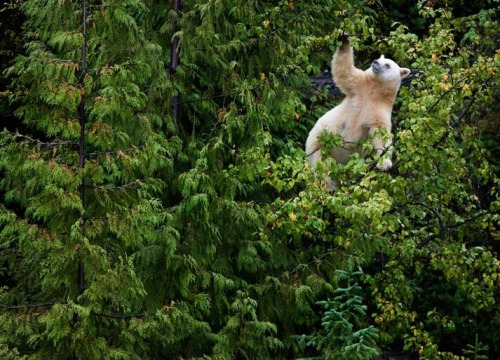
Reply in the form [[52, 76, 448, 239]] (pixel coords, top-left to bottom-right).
[[384, 64, 391, 69]]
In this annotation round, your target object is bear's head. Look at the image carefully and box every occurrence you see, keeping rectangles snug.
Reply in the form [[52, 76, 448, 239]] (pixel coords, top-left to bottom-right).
[[370, 55, 411, 85]]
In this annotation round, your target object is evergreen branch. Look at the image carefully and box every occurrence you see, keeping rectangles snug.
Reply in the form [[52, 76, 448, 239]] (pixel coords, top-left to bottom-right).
[[0, 302, 148, 320], [24, 58, 81, 64], [0, 301, 61, 310], [4, 131, 78, 148], [84, 146, 146, 158], [88, 179, 147, 190], [177, 91, 240, 105], [93, 311, 146, 319]]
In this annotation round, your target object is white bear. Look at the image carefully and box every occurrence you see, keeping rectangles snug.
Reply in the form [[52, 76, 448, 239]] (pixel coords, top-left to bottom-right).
[[305, 39, 410, 191]]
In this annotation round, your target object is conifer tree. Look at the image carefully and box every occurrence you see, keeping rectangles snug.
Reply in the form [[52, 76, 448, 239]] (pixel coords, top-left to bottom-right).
[[1, 0, 499, 359], [1, 0, 342, 358], [0, 0, 183, 357]]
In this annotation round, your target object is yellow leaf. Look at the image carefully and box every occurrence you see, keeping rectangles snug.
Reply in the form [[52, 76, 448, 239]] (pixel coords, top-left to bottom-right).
[[289, 213, 297, 222], [439, 82, 451, 90], [260, 72, 266, 81]]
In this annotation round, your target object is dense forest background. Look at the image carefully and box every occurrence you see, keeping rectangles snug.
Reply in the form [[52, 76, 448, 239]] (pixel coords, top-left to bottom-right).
[[0, 0, 499, 359]]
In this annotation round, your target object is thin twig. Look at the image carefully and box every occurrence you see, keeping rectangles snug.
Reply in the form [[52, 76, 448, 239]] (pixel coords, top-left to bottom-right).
[[0, 301, 60, 310], [88, 179, 147, 190], [84, 146, 145, 158], [280, 245, 342, 280], [4, 131, 77, 148], [410, 202, 445, 232]]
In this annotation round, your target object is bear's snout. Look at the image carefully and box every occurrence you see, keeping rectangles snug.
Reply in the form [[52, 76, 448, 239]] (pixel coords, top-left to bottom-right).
[[372, 60, 381, 73]]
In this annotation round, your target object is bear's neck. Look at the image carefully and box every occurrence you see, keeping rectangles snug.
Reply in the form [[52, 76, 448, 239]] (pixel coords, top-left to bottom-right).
[[369, 87, 398, 110]]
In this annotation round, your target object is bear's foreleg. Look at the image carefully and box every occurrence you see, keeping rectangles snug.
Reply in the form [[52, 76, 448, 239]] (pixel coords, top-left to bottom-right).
[[331, 43, 362, 97], [369, 127, 393, 171]]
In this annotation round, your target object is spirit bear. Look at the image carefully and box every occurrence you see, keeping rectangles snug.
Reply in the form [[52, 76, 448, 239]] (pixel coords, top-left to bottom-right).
[[305, 38, 410, 190]]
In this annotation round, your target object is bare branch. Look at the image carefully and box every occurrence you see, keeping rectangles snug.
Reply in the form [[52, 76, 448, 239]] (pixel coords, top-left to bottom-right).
[[0, 301, 60, 310]]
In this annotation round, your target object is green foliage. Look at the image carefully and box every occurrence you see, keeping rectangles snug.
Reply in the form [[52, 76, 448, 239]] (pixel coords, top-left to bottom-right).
[[462, 334, 489, 360], [0, 0, 24, 128], [295, 269, 380, 360], [0, 0, 499, 359]]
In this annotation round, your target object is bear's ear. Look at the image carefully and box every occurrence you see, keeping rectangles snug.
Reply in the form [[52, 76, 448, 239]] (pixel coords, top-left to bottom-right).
[[400, 68, 411, 78]]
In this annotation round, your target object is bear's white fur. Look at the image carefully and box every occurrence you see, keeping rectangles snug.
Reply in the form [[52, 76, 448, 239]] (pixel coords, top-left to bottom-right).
[[305, 42, 410, 191]]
